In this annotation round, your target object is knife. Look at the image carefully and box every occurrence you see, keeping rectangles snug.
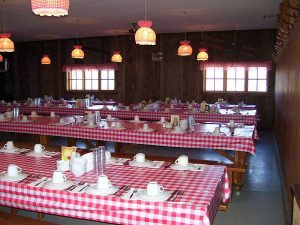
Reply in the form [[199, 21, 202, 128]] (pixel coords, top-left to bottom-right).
[[166, 190, 178, 201]]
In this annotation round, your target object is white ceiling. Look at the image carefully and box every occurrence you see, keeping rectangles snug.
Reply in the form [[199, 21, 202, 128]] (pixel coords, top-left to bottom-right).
[[3, 0, 280, 42]]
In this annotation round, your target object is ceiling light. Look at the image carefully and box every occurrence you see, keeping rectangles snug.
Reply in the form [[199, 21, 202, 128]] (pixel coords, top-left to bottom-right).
[[31, 0, 69, 17], [197, 48, 208, 61], [71, 45, 84, 59], [0, 1, 14, 52], [111, 51, 122, 63], [178, 40, 192, 56], [135, 0, 156, 45], [41, 55, 51, 65]]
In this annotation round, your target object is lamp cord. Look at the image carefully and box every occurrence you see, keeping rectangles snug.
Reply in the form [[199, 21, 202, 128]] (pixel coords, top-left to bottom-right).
[[3, 0, 5, 33], [76, 20, 79, 45], [144, 0, 147, 21]]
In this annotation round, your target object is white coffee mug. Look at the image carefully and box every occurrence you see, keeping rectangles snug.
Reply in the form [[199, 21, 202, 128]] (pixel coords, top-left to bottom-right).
[[34, 144, 45, 154], [175, 155, 189, 166], [105, 151, 112, 160], [134, 115, 139, 121], [70, 157, 87, 177], [7, 164, 22, 177], [31, 111, 37, 116], [97, 175, 112, 190], [143, 123, 149, 130], [147, 181, 164, 196], [52, 170, 66, 184], [22, 115, 28, 121], [50, 112, 56, 117], [56, 160, 70, 172], [88, 120, 95, 127], [59, 118, 65, 124], [179, 119, 188, 130], [4, 141, 14, 150], [134, 153, 145, 163]]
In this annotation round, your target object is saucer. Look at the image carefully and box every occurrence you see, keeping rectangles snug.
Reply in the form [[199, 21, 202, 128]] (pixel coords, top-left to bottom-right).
[[129, 120, 145, 123], [29, 115, 42, 117], [129, 160, 154, 168], [0, 172, 27, 182], [111, 126, 126, 130], [137, 190, 171, 202], [137, 128, 155, 132], [0, 147, 20, 153], [26, 151, 49, 158], [43, 179, 74, 190], [170, 130, 185, 134], [170, 163, 198, 170], [19, 120, 33, 123], [85, 184, 118, 196]]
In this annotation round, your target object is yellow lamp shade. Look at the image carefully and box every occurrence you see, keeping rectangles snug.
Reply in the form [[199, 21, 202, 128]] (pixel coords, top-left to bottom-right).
[[111, 51, 122, 63], [197, 48, 208, 61], [135, 20, 156, 45], [41, 55, 51, 64], [178, 40, 193, 56], [71, 45, 84, 59], [0, 33, 15, 52], [31, 0, 69, 17]]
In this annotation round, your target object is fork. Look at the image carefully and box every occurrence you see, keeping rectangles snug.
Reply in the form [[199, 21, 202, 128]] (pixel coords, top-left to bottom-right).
[[129, 188, 138, 199]]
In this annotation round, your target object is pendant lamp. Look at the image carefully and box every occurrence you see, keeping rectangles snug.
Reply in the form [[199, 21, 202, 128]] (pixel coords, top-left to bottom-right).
[[71, 20, 84, 59], [31, 0, 69, 17], [135, 0, 156, 45], [178, 40, 192, 56], [197, 48, 208, 61], [41, 55, 51, 64], [111, 35, 122, 63], [0, 54, 3, 62], [0, 0, 14, 52]]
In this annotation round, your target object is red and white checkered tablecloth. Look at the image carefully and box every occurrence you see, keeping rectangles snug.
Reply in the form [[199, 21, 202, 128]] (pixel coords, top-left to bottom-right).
[[0, 117, 256, 155], [0, 105, 258, 126], [0, 153, 230, 225]]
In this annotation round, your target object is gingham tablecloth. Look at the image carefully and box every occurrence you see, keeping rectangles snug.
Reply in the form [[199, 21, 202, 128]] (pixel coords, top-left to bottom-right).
[[0, 153, 230, 225], [0, 117, 256, 155], [0, 105, 258, 126]]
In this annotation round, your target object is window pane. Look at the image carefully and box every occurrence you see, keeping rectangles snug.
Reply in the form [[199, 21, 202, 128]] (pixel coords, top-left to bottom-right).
[[71, 80, 77, 90], [101, 80, 108, 90], [71, 71, 77, 79], [108, 70, 115, 79], [236, 67, 245, 79], [206, 68, 215, 78], [101, 71, 108, 79], [248, 80, 257, 91], [236, 80, 245, 91], [108, 80, 115, 90], [215, 67, 224, 78], [77, 80, 83, 90], [257, 80, 267, 92], [92, 81, 99, 90], [227, 68, 235, 79], [227, 80, 235, 91], [85, 80, 92, 90], [76, 70, 83, 79], [85, 70, 92, 79], [248, 67, 257, 79], [215, 79, 223, 91], [258, 67, 267, 79], [206, 79, 214, 91], [92, 70, 98, 79]]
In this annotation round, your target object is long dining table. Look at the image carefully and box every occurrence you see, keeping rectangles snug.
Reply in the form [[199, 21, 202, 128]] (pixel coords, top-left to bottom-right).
[[0, 151, 230, 225], [0, 116, 256, 189]]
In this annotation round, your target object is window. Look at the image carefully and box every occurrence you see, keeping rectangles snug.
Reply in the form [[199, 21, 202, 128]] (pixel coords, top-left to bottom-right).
[[66, 69, 115, 91], [202, 62, 269, 93]]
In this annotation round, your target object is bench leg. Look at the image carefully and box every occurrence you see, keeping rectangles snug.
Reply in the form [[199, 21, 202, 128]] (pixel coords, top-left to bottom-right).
[[233, 152, 246, 190], [10, 207, 18, 215], [37, 212, 45, 219]]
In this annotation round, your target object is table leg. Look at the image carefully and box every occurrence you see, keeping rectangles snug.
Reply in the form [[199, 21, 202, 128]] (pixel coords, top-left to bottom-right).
[[39, 135, 49, 145], [233, 152, 246, 190], [67, 138, 76, 146]]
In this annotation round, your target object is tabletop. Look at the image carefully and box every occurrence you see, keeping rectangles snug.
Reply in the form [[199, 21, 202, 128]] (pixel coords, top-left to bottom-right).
[[0, 152, 230, 225]]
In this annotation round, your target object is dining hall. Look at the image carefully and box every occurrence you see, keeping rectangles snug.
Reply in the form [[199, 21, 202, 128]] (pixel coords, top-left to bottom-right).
[[0, 0, 297, 225]]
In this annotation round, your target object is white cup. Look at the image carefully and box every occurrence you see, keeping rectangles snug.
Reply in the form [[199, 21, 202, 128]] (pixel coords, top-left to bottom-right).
[[107, 114, 112, 120], [229, 120, 235, 126], [34, 144, 45, 154], [22, 115, 28, 121], [97, 175, 112, 190], [59, 118, 65, 124], [179, 119, 188, 130], [174, 126, 183, 133], [143, 123, 149, 131], [52, 170, 66, 184], [214, 127, 220, 133], [4, 141, 14, 150], [115, 121, 122, 129], [70, 157, 87, 177], [146, 181, 164, 196], [175, 155, 189, 166], [50, 112, 56, 117], [56, 160, 70, 172], [31, 111, 37, 116], [160, 117, 165, 123], [105, 151, 112, 160], [134, 153, 145, 163], [7, 164, 22, 177], [0, 114, 5, 120], [134, 115, 139, 121], [88, 120, 95, 127]]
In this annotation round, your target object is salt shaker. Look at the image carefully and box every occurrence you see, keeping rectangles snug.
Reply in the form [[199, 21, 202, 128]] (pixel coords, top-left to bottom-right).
[[93, 146, 106, 175]]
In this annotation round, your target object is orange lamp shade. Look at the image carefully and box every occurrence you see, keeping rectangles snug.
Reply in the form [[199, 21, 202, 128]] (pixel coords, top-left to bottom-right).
[[71, 45, 84, 59], [41, 55, 51, 64], [197, 48, 208, 61], [111, 51, 122, 63], [135, 20, 156, 45], [0, 33, 15, 52], [178, 40, 192, 56]]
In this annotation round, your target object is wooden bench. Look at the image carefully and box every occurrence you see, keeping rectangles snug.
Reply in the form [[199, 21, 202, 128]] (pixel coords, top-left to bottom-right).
[[0, 211, 58, 225]]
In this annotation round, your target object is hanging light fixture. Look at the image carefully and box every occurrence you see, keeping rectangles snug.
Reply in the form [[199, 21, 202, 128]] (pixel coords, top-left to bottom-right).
[[31, 0, 69, 17], [178, 32, 192, 56], [71, 20, 84, 59], [135, 0, 156, 45], [0, 0, 14, 52], [0, 54, 3, 62], [111, 35, 122, 63], [197, 48, 208, 61], [41, 55, 51, 64]]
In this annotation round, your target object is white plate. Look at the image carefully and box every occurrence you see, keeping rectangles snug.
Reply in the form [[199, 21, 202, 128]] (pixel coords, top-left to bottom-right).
[[137, 190, 171, 202], [129, 160, 154, 168], [0, 172, 28, 182], [19, 120, 33, 123], [137, 128, 155, 132], [169, 130, 186, 134], [26, 151, 50, 157], [85, 184, 118, 196], [170, 163, 198, 170], [129, 120, 145, 123], [0, 147, 20, 153], [43, 179, 75, 190]]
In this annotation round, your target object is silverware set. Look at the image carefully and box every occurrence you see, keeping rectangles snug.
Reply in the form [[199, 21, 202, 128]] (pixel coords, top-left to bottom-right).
[[129, 188, 138, 199], [167, 190, 184, 201]]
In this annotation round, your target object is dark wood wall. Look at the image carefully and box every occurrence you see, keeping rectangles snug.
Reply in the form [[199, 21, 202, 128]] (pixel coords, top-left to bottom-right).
[[0, 29, 275, 129]]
